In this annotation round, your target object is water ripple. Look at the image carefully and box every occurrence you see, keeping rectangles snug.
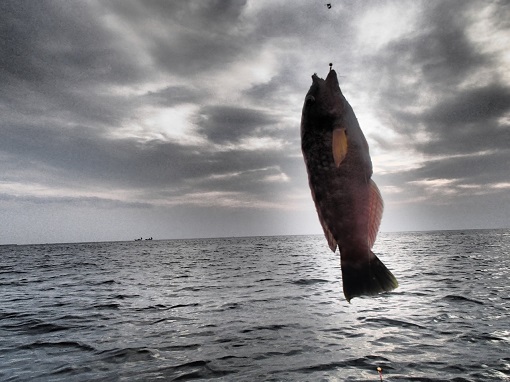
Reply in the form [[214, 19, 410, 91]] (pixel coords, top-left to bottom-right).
[[1, 231, 509, 381]]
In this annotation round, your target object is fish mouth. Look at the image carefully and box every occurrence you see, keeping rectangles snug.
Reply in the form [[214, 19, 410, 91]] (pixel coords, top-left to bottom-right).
[[326, 69, 337, 80], [311, 73, 322, 84], [325, 69, 339, 90], [310, 70, 340, 93]]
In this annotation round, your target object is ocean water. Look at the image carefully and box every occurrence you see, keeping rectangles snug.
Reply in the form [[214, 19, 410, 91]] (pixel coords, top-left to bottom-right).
[[1, 230, 509, 381]]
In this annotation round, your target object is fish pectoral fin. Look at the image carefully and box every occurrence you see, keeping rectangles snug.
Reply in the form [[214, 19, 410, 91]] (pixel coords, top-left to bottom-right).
[[367, 180, 384, 249], [332, 128, 348, 167]]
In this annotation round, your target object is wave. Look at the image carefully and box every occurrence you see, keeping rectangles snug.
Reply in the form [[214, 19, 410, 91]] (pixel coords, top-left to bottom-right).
[[2, 232, 509, 381], [361, 317, 427, 330], [169, 359, 235, 381], [2, 318, 69, 334], [96, 347, 156, 364], [290, 278, 330, 285], [135, 303, 200, 312], [440, 295, 484, 305], [292, 355, 392, 374], [19, 340, 95, 352]]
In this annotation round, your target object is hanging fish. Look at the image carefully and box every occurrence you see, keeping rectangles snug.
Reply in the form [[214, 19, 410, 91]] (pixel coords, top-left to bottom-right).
[[300, 69, 398, 302]]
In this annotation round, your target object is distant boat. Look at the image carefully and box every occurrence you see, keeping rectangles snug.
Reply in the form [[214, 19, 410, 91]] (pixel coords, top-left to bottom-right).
[[134, 237, 152, 241]]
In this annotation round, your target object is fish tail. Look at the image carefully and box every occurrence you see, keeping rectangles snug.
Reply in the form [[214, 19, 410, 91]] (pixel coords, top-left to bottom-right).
[[341, 250, 398, 303]]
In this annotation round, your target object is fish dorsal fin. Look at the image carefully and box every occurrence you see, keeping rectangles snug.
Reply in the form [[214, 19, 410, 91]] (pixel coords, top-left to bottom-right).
[[310, 188, 338, 252], [367, 179, 384, 249]]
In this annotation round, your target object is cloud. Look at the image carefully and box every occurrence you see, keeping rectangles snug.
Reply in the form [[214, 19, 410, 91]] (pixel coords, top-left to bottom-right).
[[0, 114, 301, 215], [194, 105, 279, 143], [143, 85, 205, 107], [1, 0, 509, 242], [411, 2, 489, 86], [101, 0, 251, 77], [1, 1, 145, 87], [353, 1, 510, 211], [418, 92, 510, 156], [424, 84, 510, 127]]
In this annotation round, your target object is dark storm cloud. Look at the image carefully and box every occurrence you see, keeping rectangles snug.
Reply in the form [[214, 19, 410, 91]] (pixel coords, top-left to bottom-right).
[[377, 150, 510, 189], [416, 84, 510, 155], [415, 151, 510, 186], [244, 61, 304, 105], [251, 0, 357, 39], [364, 1, 510, 171], [1, 120, 188, 189], [195, 105, 279, 143], [410, 1, 488, 87], [102, 0, 250, 76], [424, 84, 510, 127], [143, 86, 205, 107], [1, 0, 509, 242], [0, 116, 293, 205], [367, 1, 506, 116], [0, 0, 149, 131], [389, 83, 510, 155], [0, 1, 142, 86], [0, 0, 294, 213]]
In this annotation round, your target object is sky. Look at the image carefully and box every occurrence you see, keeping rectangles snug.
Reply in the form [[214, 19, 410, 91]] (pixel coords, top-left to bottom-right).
[[1, 0, 509, 244]]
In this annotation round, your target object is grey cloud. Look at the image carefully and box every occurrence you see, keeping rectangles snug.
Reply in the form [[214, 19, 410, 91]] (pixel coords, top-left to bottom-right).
[[0, 1, 150, 131], [406, 83, 510, 155], [251, 0, 356, 39], [418, 124, 510, 156], [1, 117, 293, 202], [244, 59, 305, 104], [1, 1, 142, 87], [424, 84, 510, 126], [383, 150, 510, 187], [103, 0, 250, 76], [143, 86, 205, 107], [0, 192, 151, 209], [375, 149, 510, 231], [416, 84, 510, 155], [195, 105, 278, 143], [411, 1, 488, 87], [2, 0, 510, 242], [1, 122, 190, 189], [108, 0, 247, 32], [359, 0, 510, 195], [149, 30, 243, 76], [367, 1, 504, 120], [414, 151, 510, 186]]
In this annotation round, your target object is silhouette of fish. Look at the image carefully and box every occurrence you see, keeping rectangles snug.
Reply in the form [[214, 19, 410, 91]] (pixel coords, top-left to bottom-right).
[[301, 69, 398, 302]]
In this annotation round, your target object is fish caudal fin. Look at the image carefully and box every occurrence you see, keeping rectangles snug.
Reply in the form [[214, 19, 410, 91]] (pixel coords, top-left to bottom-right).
[[341, 251, 398, 302]]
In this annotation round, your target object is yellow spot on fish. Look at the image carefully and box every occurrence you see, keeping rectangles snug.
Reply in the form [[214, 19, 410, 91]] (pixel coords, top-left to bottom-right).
[[332, 128, 348, 167]]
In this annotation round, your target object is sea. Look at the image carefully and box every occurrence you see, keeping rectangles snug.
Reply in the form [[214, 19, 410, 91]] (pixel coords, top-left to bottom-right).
[[1, 230, 509, 381]]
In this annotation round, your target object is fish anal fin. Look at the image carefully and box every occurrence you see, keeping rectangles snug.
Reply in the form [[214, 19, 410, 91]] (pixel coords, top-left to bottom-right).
[[367, 179, 384, 249]]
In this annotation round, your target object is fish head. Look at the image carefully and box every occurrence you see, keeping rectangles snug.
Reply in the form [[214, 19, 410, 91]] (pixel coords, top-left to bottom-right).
[[301, 70, 346, 128], [301, 70, 354, 167]]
